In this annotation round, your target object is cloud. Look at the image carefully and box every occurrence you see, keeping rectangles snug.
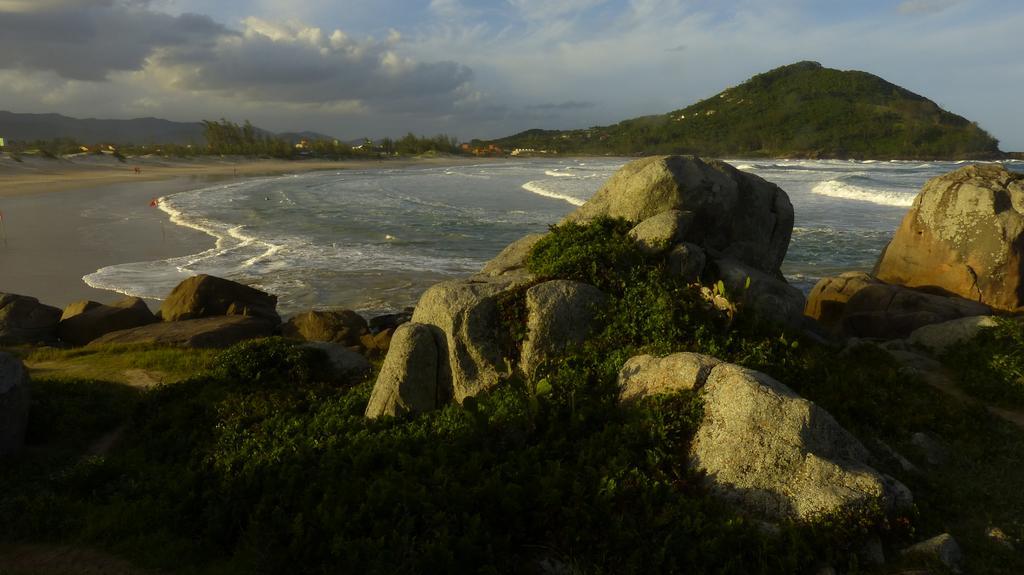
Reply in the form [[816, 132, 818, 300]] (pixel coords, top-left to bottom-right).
[[0, 1, 227, 81], [897, 0, 962, 14], [507, 0, 609, 20], [526, 101, 596, 111], [0, 1, 475, 116], [159, 17, 473, 106]]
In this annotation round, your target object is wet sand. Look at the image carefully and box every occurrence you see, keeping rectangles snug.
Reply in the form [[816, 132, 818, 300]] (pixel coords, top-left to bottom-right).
[[0, 155, 498, 309]]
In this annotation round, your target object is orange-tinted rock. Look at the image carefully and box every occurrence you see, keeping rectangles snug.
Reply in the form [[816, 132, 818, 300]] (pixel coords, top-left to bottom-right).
[[874, 165, 1024, 312]]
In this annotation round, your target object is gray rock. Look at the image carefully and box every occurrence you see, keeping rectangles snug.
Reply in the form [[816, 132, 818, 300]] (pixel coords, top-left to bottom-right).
[[618, 352, 721, 403], [907, 315, 998, 354], [563, 156, 794, 276], [666, 242, 706, 283], [411, 278, 511, 403], [283, 309, 369, 347], [89, 315, 276, 348], [876, 164, 1024, 312], [628, 209, 692, 254], [58, 297, 157, 346], [0, 292, 61, 346], [709, 258, 806, 328], [901, 533, 963, 573], [302, 342, 372, 381], [690, 363, 912, 521], [0, 352, 30, 456], [160, 274, 280, 324], [479, 233, 545, 278], [520, 280, 606, 380], [365, 323, 444, 418]]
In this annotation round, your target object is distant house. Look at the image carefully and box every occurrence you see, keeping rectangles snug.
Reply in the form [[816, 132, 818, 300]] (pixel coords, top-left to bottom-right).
[[295, 140, 310, 150]]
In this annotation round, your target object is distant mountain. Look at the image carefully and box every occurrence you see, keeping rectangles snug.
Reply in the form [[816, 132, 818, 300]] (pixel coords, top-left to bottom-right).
[[0, 112, 338, 147], [486, 62, 1002, 160], [0, 111, 205, 145]]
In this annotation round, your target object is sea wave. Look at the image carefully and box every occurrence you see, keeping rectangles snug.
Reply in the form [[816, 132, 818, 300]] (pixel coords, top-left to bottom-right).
[[811, 180, 916, 207], [521, 181, 586, 206], [544, 169, 576, 178]]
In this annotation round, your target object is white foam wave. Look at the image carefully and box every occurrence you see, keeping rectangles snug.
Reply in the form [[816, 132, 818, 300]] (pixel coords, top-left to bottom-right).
[[811, 180, 916, 207], [521, 181, 586, 206], [544, 169, 575, 178], [735, 164, 757, 171]]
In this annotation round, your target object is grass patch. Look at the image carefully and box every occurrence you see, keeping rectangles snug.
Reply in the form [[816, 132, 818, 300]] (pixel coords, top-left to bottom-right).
[[942, 317, 1024, 407], [22, 343, 220, 386]]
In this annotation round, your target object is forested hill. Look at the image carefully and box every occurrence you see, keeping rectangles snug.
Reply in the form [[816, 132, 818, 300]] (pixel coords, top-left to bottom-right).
[[485, 61, 1002, 160]]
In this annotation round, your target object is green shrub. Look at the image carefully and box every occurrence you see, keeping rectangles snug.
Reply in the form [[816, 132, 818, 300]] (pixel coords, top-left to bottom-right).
[[942, 318, 1024, 406], [212, 337, 329, 387], [527, 216, 649, 292]]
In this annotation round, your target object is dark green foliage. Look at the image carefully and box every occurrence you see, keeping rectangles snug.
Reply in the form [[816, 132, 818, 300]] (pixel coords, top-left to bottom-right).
[[23, 378, 139, 449], [942, 318, 1024, 407], [211, 337, 330, 387], [527, 216, 649, 292], [486, 62, 1001, 160]]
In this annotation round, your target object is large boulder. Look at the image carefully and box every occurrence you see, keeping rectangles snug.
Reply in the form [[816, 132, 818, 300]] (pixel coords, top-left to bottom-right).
[[520, 280, 607, 379], [478, 233, 546, 279], [691, 363, 912, 521], [283, 310, 368, 346], [0, 352, 30, 456], [875, 164, 1024, 312], [58, 297, 157, 346], [0, 293, 61, 346], [160, 275, 280, 324], [708, 258, 806, 328], [410, 278, 512, 403], [562, 156, 794, 276], [365, 323, 445, 418], [805, 272, 990, 338], [89, 316, 276, 348], [619, 355, 911, 521]]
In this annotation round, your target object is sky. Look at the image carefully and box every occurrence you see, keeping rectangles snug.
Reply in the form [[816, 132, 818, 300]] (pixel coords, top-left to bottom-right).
[[1, 0, 1022, 149]]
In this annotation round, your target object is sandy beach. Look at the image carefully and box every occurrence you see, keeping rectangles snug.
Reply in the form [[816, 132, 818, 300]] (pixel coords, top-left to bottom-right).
[[0, 154, 497, 310]]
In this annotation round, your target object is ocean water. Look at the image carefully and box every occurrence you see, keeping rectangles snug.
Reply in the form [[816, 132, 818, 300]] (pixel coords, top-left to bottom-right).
[[84, 158, 1024, 317]]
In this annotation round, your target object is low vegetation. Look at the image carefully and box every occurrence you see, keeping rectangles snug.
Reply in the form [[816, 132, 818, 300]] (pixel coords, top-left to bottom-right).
[[942, 317, 1024, 407], [2, 220, 1023, 573]]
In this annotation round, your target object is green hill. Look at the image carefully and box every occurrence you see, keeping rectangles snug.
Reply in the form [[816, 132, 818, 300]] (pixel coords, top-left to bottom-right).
[[487, 61, 1002, 159]]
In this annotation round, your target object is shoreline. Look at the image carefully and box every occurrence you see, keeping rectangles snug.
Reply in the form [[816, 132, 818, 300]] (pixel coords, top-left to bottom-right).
[[0, 155, 501, 311], [0, 154, 499, 199]]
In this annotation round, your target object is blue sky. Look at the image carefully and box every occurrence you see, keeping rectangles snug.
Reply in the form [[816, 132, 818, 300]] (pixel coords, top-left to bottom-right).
[[1, 0, 1022, 149]]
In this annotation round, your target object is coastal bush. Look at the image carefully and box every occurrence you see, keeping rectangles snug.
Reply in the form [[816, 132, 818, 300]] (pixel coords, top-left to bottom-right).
[[942, 317, 1024, 407]]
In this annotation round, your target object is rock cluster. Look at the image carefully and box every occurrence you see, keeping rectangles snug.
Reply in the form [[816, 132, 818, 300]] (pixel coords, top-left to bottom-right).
[[366, 155, 806, 418]]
